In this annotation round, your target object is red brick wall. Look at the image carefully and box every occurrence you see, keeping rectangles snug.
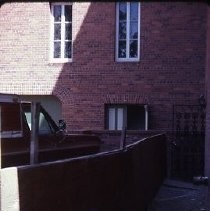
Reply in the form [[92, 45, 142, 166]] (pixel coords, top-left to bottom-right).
[[0, 2, 207, 131], [0, 2, 56, 94]]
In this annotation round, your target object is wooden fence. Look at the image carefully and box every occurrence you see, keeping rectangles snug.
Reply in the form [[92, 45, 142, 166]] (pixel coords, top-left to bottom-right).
[[1, 134, 167, 211]]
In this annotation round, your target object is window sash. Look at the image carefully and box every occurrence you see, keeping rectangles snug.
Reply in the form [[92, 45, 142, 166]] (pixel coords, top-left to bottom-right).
[[108, 108, 116, 130], [116, 2, 140, 61], [51, 4, 72, 61], [117, 108, 124, 130], [107, 106, 126, 130]]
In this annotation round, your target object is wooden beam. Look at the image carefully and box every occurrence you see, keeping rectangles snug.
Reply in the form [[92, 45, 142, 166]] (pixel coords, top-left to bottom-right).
[[144, 104, 148, 131], [30, 102, 40, 165], [120, 126, 126, 150]]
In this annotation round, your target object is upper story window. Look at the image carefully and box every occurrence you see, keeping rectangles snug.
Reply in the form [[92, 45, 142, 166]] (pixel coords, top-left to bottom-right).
[[116, 2, 140, 62], [50, 3, 72, 62]]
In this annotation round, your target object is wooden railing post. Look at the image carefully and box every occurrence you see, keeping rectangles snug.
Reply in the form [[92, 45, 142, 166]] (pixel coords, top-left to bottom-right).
[[30, 102, 40, 164], [120, 126, 126, 150]]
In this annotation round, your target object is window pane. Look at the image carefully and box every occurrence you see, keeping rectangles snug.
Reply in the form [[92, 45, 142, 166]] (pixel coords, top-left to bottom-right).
[[54, 41, 61, 58], [65, 41, 71, 58], [130, 3, 138, 21], [108, 108, 115, 130], [119, 21, 126, 39], [117, 108, 123, 130], [130, 22, 138, 39], [53, 5, 61, 22], [119, 3, 127, 20], [130, 40, 138, 58], [118, 41, 126, 58], [24, 112, 32, 130], [65, 5, 72, 22], [54, 23, 61, 40], [65, 23, 72, 40], [39, 112, 51, 134]]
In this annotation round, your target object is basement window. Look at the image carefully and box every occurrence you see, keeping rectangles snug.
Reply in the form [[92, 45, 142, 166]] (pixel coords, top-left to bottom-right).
[[105, 104, 148, 130]]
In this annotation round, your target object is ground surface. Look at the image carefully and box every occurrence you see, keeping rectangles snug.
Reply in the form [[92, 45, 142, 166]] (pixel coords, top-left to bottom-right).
[[148, 179, 209, 211]]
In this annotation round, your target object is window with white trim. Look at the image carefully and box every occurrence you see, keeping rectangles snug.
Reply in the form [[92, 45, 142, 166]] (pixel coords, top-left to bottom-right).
[[51, 3, 72, 62], [116, 2, 140, 62], [105, 104, 148, 131]]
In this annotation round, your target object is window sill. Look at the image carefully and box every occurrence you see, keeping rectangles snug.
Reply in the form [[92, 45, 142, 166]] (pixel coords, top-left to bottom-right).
[[115, 58, 140, 63], [49, 58, 72, 64]]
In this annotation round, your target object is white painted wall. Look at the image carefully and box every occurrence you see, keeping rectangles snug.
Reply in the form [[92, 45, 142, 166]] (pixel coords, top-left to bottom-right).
[[20, 95, 62, 125]]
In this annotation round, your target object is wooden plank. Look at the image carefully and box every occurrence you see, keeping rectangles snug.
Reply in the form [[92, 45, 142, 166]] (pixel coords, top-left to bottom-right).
[[0, 167, 20, 211]]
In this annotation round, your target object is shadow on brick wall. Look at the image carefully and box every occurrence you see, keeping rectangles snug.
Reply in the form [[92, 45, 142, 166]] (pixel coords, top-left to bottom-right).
[[52, 2, 116, 130]]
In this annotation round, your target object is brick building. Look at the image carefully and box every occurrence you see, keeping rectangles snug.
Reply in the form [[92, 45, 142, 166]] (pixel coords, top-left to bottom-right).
[[1, 2, 210, 175], [0, 2, 206, 129]]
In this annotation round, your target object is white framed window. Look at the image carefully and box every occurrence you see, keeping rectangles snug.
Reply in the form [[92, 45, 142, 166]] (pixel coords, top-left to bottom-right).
[[107, 106, 126, 130], [116, 2, 140, 62], [106, 104, 148, 131], [50, 3, 72, 63]]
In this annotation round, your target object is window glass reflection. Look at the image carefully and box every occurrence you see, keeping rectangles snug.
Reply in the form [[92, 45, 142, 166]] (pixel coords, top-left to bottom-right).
[[65, 5, 72, 22], [130, 22, 138, 39], [119, 22, 126, 39], [54, 5, 61, 22], [54, 23, 61, 40], [119, 3, 126, 20], [118, 41, 126, 58], [65, 41, 71, 58], [130, 3, 138, 21], [65, 23, 72, 40], [54, 42, 61, 58], [130, 40, 138, 58]]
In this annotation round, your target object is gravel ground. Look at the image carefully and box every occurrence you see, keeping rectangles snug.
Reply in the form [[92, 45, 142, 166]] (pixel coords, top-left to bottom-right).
[[148, 179, 209, 211]]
